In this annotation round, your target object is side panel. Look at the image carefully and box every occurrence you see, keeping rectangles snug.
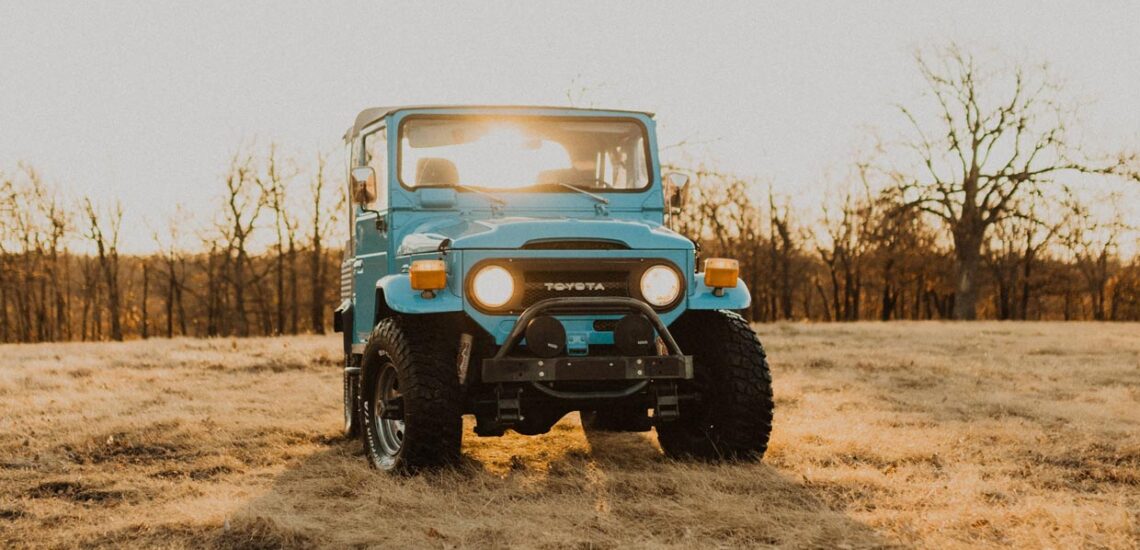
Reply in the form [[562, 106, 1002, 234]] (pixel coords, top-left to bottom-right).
[[352, 215, 391, 343]]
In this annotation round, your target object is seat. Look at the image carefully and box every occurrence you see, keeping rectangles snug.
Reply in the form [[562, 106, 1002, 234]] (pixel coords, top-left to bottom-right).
[[415, 158, 459, 186]]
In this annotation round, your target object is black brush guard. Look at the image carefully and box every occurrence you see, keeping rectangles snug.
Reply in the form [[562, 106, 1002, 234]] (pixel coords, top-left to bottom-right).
[[481, 297, 693, 389]]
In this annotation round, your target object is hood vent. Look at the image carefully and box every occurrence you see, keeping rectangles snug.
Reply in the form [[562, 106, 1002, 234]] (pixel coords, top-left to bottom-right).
[[521, 239, 629, 250]]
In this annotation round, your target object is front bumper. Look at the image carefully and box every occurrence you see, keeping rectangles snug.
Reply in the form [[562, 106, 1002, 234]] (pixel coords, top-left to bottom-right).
[[480, 297, 693, 385], [483, 355, 692, 383]]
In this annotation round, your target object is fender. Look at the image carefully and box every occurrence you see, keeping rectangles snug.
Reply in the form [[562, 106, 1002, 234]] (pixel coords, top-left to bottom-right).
[[376, 273, 463, 316], [687, 274, 751, 311]]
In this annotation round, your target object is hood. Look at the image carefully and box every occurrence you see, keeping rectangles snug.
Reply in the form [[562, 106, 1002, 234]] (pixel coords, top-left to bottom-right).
[[397, 216, 693, 256]]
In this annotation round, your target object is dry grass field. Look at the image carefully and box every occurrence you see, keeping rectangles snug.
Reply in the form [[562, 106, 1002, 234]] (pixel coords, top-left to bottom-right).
[[0, 323, 1137, 549]]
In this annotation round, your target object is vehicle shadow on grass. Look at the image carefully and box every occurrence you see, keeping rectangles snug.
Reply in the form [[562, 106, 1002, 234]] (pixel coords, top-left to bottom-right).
[[213, 420, 900, 549]]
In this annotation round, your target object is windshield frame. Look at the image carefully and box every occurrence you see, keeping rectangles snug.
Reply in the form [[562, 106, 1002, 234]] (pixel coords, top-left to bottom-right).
[[395, 114, 655, 194]]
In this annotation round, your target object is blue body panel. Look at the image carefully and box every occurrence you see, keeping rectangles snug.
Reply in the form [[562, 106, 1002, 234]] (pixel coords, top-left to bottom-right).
[[689, 274, 751, 311], [349, 106, 750, 348]]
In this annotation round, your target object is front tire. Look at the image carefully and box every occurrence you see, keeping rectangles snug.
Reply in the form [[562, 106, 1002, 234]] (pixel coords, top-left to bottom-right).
[[656, 310, 773, 461], [360, 316, 462, 472]]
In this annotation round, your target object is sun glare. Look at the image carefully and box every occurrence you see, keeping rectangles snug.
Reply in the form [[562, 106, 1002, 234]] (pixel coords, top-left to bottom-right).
[[403, 123, 573, 189]]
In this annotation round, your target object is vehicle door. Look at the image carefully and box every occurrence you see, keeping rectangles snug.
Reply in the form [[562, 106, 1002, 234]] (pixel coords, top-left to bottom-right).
[[352, 125, 391, 340]]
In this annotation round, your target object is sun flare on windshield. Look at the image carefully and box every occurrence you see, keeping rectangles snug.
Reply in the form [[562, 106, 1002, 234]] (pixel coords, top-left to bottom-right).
[[400, 117, 648, 191], [440, 125, 571, 189]]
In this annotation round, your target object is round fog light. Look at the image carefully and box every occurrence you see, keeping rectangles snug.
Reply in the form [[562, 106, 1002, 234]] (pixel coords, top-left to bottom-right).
[[614, 314, 656, 356], [525, 315, 566, 358]]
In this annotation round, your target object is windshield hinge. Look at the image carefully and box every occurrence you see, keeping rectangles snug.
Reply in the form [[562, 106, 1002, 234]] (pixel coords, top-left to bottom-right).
[[594, 203, 610, 216], [491, 202, 505, 217]]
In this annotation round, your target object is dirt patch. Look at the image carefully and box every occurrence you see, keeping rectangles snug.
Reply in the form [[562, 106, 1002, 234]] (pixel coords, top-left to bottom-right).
[[83, 517, 315, 549], [813, 450, 944, 473], [802, 357, 836, 370], [152, 463, 241, 481], [0, 507, 25, 520], [888, 374, 939, 390], [1022, 443, 1140, 489], [26, 480, 137, 505], [60, 423, 194, 465]]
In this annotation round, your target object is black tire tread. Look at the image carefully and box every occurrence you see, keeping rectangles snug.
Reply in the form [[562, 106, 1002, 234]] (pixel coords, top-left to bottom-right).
[[361, 316, 462, 472], [656, 310, 774, 460]]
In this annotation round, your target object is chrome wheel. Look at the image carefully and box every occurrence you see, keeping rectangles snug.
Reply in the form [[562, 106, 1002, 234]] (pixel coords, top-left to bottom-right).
[[373, 361, 405, 458]]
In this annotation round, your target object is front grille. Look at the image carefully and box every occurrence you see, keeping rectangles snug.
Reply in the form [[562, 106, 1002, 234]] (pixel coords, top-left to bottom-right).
[[522, 270, 629, 307]]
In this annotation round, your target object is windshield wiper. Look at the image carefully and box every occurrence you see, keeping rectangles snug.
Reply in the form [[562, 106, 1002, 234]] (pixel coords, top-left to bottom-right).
[[546, 182, 610, 204], [454, 184, 506, 207]]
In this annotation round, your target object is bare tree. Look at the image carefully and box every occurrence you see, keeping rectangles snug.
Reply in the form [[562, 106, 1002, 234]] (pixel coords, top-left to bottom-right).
[[891, 44, 1134, 319], [0, 171, 13, 342], [768, 189, 799, 320], [152, 210, 190, 338], [816, 185, 871, 322], [82, 198, 124, 341], [0, 166, 72, 342], [217, 150, 265, 337], [1061, 198, 1127, 321], [140, 261, 149, 339], [983, 201, 1062, 320], [79, 255, 101, 340], [259, 144, 300, 335], [308, 152, 341, 334]]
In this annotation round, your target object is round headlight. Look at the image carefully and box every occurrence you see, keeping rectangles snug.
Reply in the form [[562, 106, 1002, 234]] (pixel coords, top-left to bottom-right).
[[471, 265, 514, 308], [640, 265, 681, 307]]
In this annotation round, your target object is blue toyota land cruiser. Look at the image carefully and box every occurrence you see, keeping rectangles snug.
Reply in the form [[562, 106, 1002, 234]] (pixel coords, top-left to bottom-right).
[[334, 105, 773, 472]]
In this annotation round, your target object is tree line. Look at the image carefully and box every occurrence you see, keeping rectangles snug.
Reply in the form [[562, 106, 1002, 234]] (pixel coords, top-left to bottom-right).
[[2, 44, 1138, 344], [676, 45, 1139, 323], [0, 147, 343, 343]]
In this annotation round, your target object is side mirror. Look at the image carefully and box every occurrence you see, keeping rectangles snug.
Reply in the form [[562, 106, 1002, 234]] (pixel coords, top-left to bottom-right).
[[663, 172, 690, 209], [351, 166, 377, 206]]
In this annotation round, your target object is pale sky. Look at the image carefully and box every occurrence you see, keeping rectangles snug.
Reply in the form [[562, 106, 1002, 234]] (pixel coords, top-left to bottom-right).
[[2, 1, 1138, 251]]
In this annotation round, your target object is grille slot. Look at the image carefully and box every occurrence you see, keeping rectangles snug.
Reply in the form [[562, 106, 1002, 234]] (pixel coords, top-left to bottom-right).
[[522, 239, 628, 250], [522, 270, 629, 307], [593, 319, 618, 332]]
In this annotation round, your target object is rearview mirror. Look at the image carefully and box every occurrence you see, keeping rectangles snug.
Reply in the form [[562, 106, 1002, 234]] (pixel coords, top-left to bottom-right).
[[663, 172, 690, 209], [351, 166, 377, 206]]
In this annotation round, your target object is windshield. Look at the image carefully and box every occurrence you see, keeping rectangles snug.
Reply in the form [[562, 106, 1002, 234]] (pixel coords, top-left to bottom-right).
[[398, 116, 650, 191]]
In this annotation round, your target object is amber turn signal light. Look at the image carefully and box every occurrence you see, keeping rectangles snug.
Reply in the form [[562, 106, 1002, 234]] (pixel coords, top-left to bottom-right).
[[704, 258, 739, 288], [410, 260, 447, 291]]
